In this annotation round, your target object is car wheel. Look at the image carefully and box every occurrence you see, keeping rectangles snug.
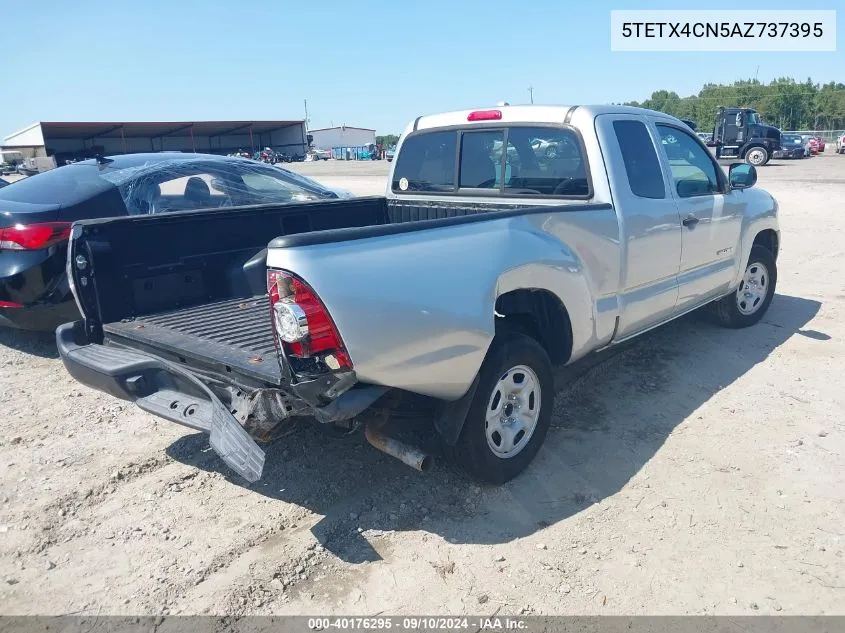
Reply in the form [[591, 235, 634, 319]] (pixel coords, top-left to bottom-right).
[[448, 333, 554, 484], [745, 147, 769, 166], [712, 245, 777, 329]]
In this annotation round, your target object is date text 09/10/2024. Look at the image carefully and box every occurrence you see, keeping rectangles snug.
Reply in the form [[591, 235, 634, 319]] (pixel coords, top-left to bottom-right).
[[308, 617, 528, 630]]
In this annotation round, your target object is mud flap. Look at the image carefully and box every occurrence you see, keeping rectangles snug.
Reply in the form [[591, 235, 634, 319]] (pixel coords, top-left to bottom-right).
[[209, 405, 265, 483], [433, 373, 481, 446]]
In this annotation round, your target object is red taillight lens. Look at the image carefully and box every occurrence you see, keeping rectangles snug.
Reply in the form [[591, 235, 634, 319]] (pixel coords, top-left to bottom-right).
[[0, 301, 23, 308], [467, 109, 502, 122], [267, 269, 352, 369], [0, 222, 72, 251]]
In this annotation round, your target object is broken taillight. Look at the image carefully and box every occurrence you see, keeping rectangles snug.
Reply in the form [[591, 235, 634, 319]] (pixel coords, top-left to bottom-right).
[[0, 222, 72, 251], [267, 269, 352, 370]]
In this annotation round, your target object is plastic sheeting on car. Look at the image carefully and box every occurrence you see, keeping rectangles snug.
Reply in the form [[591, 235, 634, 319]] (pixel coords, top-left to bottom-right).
[[92, 155, 341, 215]]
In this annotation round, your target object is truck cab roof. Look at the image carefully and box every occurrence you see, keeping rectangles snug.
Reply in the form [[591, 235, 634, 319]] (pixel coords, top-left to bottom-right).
[[407, 104, 683, 134]]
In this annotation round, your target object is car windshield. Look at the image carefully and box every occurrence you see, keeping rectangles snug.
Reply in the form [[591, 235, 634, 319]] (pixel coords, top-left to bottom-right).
[[0, 156, 337, 211]]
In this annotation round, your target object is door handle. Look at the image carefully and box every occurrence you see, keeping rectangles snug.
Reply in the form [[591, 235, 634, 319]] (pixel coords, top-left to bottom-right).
[[682, 215, 700, 228]]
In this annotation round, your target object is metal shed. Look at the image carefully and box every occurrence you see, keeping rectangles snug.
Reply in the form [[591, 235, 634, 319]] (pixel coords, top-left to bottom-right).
[[2, 120, 308, 164]]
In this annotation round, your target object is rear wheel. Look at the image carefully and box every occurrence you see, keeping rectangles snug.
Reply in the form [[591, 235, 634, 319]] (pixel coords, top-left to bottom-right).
[[745, 147, 769, 166], [449, 333, 554, 484], [712, 245, 777, 328]]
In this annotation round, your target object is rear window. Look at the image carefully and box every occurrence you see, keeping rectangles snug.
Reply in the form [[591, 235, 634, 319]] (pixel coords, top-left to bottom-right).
[[460, 131, 503, 189], [0, 164, 115, 205], [392, 126, 590, 198], [391, 131, 456, 192]]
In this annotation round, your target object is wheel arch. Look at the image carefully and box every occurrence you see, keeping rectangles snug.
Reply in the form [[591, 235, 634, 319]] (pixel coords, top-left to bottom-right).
[[494, 288, 573, 366], [731, 215, 780, 290], [434, 287, 575, 447], [741, 142, 767, 157], [753, 228, 779, 260]]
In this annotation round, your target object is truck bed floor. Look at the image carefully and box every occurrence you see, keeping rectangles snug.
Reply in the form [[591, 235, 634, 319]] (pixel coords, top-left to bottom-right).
[[103, 295, 281, 385]]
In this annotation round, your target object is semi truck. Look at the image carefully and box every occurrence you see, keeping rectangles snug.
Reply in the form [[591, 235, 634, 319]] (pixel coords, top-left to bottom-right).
[[711, 106, 782, 166]]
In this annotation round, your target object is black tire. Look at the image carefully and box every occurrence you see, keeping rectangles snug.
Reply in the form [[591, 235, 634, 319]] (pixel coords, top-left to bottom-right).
[[712, 245, 777, 328], [745, 146, 769, 166], [448, 333, 554, 485]]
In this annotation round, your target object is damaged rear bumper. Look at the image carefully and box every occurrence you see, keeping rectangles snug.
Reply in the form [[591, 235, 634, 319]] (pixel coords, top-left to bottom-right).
[[56, 321, 387, 482]]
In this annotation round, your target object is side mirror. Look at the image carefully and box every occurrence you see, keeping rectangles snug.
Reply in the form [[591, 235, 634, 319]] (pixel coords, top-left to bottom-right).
[[729, 163, 757, 189]]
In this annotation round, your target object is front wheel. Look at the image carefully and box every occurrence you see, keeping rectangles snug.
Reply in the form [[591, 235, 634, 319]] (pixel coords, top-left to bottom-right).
[[712, 245, 777, 328], [449, 333, 554, 484], [745, 147, 769, 166]]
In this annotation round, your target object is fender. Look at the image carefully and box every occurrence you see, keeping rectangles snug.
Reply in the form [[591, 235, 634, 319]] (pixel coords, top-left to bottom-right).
[[730, 190, 780, 288]]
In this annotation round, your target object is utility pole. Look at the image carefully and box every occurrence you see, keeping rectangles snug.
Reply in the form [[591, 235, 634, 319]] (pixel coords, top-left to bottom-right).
[[528, 86, 534, 104], [304, 99, 310, 130]]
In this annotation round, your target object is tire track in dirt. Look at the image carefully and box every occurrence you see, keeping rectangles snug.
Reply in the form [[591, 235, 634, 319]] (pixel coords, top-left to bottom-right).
[[30, 452, 211, 555]]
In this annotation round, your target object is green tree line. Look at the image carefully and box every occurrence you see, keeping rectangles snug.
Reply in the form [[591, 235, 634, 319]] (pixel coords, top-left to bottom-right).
[[376, 134, 400, 148], [624, 78, 845, 131]]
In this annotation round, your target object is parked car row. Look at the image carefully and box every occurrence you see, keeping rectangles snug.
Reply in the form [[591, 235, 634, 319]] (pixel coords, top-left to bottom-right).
[[771, 133, 839, 159], [0, 154, 353, 331], [51, 105, 781, 487]]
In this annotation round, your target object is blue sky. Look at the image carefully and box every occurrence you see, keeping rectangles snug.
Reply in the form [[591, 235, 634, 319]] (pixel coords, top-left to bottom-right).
[[1, 0, 841, 137]]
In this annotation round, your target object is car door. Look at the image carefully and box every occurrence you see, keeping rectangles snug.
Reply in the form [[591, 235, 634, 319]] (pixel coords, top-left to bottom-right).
[[653, 122, 744, 312], [594, 114, 682, 339]]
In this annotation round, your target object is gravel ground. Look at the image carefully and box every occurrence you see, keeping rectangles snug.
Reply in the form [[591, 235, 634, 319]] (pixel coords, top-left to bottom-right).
[[1, 154, 843, 616]]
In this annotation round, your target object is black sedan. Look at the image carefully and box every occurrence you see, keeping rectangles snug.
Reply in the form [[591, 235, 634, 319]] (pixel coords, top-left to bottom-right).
[[0, 153, 349, 331], [773, 134, 808, 159]]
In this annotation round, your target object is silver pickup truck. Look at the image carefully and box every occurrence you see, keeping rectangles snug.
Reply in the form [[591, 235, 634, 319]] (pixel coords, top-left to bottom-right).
[[57, 105, 780, 485]]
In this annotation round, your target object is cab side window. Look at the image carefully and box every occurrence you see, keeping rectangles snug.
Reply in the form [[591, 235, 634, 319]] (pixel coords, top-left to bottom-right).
[[613, 120, 665, 199], [656, 124, 720, 198]]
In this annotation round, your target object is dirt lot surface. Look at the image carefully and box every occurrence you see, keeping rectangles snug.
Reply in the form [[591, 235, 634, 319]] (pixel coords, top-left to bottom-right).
[[1, 155, 843, 616]]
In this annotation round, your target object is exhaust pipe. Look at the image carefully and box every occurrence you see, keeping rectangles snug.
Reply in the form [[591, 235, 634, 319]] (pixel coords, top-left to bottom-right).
[[364, 424, 433, 473]]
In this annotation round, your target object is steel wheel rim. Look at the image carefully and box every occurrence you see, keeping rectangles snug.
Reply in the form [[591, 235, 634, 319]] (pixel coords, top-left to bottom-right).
[[736, 260, 769, 315], [485, 364, 542, 459], [748, 149, 765, 165]]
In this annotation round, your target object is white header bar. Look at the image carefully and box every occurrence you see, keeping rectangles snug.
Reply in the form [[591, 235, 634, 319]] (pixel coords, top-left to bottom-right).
[[611, 10, 836, 51]]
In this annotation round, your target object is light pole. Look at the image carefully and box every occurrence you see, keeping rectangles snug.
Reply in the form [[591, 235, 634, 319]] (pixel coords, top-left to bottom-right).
[[528, 86, 534, 104]]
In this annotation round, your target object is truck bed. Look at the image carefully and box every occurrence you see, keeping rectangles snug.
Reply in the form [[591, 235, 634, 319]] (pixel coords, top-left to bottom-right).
[[102, 295, 280, 385], [66, 196, 535, 393]]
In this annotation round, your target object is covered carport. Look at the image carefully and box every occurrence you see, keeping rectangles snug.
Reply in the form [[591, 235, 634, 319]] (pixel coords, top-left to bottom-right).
[[2, 120, 308, 164]]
